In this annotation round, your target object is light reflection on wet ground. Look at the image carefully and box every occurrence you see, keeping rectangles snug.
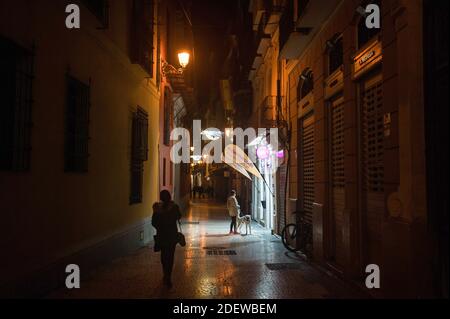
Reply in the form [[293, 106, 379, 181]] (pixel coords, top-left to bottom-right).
[[48, 200, 366, 299]]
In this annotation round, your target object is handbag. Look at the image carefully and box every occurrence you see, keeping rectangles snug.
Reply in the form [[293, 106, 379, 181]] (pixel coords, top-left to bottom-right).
[[177, 220, 186, 247]]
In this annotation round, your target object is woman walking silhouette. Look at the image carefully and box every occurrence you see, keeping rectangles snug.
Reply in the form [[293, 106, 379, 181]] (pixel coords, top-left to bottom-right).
[[152, 190, 182, 288]]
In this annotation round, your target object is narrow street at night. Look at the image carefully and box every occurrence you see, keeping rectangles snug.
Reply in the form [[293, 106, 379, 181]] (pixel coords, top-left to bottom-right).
[[48, 199, 364, 299], [0, 0, 448, 313]]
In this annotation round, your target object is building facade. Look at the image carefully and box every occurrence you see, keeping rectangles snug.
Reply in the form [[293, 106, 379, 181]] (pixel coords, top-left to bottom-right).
[[157, 0, 193, 213], [247, 0, 448, 298], [0, 0, 192, 296]]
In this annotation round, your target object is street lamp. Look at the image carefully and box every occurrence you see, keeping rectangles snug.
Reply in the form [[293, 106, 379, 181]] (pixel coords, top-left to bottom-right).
[[178, 51, 190, 68], [162, 51, 190, 76]]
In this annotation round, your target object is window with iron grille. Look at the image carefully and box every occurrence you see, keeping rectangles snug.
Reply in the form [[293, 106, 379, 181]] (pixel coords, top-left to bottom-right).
[[65, 75, 91, 173], [156, 14, 161, 87], [130, 0, 155, 77], [297, 69, 313, 102], [130, 107, 149, 204], [328, 36, 343, 75], [357, 0, 381, 49], [163, 90, 171, 146], [0, 37, 34, 172], [81, 0, 109, 28]]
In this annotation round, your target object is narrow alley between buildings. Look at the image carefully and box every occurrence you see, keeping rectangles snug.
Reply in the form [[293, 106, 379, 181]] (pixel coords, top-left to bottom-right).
[[0, 0, 447, 301], [48, 200, 365, 299]]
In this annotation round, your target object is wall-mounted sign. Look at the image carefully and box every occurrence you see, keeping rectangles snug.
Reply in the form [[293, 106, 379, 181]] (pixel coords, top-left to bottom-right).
[[324, 66, 344, 100], [297, 92, 314, 119], [352, 37, 382, 80]]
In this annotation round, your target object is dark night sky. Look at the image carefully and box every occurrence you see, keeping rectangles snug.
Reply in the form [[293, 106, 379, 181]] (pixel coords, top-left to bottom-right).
[[190, 0, 239, 109]]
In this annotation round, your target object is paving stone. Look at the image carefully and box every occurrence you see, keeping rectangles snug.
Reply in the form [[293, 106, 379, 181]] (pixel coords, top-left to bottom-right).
[[47, 200, 366, 299]]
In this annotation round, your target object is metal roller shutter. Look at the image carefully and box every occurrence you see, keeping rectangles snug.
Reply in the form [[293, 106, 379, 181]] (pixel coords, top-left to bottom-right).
[[277, 165, 288, 234], [361, 76, 384, 265], [330, 97, 345, 266], [300, 114, 315, 226]]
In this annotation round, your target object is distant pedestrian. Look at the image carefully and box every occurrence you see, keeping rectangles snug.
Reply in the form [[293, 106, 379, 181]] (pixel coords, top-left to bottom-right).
[[193, 186, 199, 199], [152, 190, 182, 288], [227, 190, 240, 235]]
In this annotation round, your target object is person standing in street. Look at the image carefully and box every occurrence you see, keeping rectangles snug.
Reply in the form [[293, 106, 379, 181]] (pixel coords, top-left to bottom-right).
[[152, 190, 182, 289], [227, 190, 240, 235]]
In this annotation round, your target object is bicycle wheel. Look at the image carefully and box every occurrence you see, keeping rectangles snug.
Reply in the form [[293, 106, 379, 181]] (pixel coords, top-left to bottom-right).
[[281, 223, 298, 252]]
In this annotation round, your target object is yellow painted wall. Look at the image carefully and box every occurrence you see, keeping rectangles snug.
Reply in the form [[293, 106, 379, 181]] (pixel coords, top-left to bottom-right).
[[0, 0, 160, 283]]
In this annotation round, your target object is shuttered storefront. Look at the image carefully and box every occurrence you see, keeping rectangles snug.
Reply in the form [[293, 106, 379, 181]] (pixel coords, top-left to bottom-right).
[[361, 74, 384, 266], [300, 114, 315, 226], [277, 165, 288, 234], [330, 96, 345, 266]]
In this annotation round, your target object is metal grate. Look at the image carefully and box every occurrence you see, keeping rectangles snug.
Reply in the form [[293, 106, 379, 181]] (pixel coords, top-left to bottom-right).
[[265, 263, 304, 271], [184, 249, 205, 259], [163, 89, 171, 146], [331, 99, 345, 188], [207, 250, 237, 256], [0, 37, 34, 172], [65, 75, 91, 173], [300, 114, 315, 226], [130, 0, 155, 77], [277, 165, 288, 233], [130, 107, 148, 204], [330, 97, 345, 265], [361, 77, 384, 259], [362, 81, 384, 193]]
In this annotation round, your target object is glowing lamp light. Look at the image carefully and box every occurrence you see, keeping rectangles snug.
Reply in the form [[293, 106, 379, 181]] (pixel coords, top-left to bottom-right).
[[257, 146, 270, 160], [225, 128, 233, 138], [276, 150, 285, 159], [178, 52, 190, 68]]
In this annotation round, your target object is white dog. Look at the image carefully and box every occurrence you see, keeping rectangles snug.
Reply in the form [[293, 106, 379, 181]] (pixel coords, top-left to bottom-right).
[[237, 213, 252, 235]]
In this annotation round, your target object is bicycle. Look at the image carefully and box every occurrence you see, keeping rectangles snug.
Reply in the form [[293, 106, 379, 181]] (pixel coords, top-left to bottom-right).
[[281, 210, 313, 256]]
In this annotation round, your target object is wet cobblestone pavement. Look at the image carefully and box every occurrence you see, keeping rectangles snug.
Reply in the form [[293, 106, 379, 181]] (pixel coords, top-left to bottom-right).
[[48, 200, 367, 299]]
